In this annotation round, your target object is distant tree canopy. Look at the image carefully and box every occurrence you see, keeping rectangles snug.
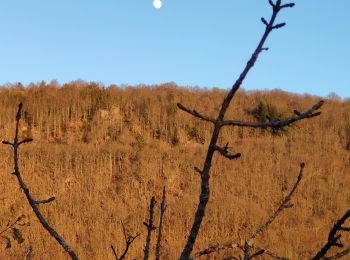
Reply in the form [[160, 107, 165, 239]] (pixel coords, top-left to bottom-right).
[[249, 100, 292, 135], [0, 81, 349, 147]]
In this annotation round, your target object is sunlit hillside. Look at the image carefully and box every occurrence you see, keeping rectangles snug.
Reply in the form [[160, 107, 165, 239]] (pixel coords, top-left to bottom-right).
[[0, 82, 349, 259]]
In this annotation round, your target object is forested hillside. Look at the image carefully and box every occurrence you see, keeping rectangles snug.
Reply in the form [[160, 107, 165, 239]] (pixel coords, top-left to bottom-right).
[[0, 82, 349, 259]]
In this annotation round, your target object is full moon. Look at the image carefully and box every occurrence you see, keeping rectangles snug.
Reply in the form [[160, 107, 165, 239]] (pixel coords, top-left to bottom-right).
[[153, 0, 162, 9]]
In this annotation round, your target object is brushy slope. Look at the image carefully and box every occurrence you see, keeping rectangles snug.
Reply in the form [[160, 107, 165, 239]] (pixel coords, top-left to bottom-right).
[[0, 82, 349, 259]]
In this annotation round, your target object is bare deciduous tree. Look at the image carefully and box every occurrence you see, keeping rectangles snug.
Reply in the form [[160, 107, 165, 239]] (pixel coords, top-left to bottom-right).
[[2, 103, 78, 260], [177, 1, 324, 259]]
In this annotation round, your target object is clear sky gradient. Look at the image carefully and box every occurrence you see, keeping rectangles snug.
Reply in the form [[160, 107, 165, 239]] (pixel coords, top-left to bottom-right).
[[0, 1, 349, 98]]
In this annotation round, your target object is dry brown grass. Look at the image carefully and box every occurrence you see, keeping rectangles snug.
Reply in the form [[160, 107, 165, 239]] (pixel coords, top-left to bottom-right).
[[0, 83, 349, 259]]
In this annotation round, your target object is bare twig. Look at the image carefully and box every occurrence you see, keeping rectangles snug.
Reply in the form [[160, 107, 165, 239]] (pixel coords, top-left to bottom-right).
[[214, 143, 241, 160], [249, 163, 305, 241], [178, 1, 303, 259], [251, 246, 288, 260], [222, 100, 323, 128], [250, 248, 266, 259], [144, 196, 156, 260], [34, 197, 56, 205], [111, 245, 119, 259], [155, 187, 167, 260], [2, 103, 78, 260], [111, 221, 140, 260], [311, 209, 350, 260], [176, 103, 215, 123], [190, 242, 241, 259], [322, 248, 350, 259]]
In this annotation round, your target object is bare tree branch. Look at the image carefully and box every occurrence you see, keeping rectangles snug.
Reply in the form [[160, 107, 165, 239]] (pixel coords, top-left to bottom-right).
[[179, 1, 296, 258], [281, 3, 295, 9], [250, 246, 288, 260], [250, 248, 265, 259], [272, 23, 286, 29], [144, 196, 156, 260], [311, 209, 350, 260], [2, 140, 13, 145], [34, 197, 56, 205], [190, 242, 241, 259], [2, 103, 78, 260], [18, 138, 33, 146], [155, 187, 167, 260], [111, 245, 119, 259], [249, 163, 305, 241], [222, 101, 323, 128], [111, 221, 140, 260], [176, 103, 215, 123], [214, 143, 241, 160], [322, 248, 350, 259], [261, 17, 269, 26]]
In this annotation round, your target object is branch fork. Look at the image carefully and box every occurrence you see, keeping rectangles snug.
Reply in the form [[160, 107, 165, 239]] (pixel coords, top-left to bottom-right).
[[111, 221, 140, 260]]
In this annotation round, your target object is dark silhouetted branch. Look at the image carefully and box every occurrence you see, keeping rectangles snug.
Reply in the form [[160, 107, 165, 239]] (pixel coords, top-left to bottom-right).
[[179, 1, 296, 259], [214, 143, 241, 160], [272, 23, 286, 29], [176, 103, 215, 123], [250, 248, 266, 259], [155, 187, 167, 260], [18, 138, 33, 145], [144, 196, 156, 260], [222, 101, 324, 128], [190, 242, 241, 259], [261, 17, 269, 26], [34, 197, 56, 205], [311, 209, 350, 260], [194, 166, 203, 175], [2, 103, 78, 260], [250, 163, 305, 241], [252, 246, 288, 260], [281, 3, 295, 9], [322, 248, 350, 259], [111, 221, 140, 260]]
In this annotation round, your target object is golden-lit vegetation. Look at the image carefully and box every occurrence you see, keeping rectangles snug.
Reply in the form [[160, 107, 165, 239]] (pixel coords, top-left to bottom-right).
[[0, 82, 349, 259]]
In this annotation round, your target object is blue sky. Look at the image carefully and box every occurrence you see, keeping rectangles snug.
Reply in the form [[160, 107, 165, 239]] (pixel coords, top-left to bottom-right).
[[0, 1, 349, 98]]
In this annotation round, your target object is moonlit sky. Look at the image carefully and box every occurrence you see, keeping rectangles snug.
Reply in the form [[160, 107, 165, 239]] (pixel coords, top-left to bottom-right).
[[0, 1, 349, 98]]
